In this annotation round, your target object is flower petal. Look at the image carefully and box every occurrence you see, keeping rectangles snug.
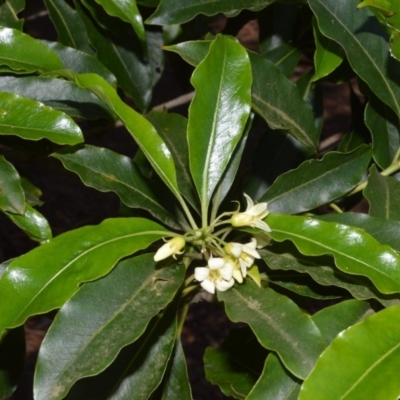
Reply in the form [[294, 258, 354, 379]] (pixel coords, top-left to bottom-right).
[[201, 279, 215, 294], [208, 257, 225, 270], [216, 278, 234, 292], [252, 219, 272, 233], [232, 268, 243, 283], [219, 265, 233, 281], [244, 193, 254, 210], [194, 267, 209, 281]]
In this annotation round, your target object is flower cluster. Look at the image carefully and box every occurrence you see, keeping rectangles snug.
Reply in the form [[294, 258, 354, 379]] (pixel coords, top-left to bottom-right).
[[153, 194, 270, 295]]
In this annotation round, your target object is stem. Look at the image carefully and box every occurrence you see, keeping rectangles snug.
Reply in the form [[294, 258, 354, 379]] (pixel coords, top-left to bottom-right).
[[201, 201, 208, 229], [213, 227, 232, 238], [329, 203, 343, 213], [181, 284, 199, 299], [176, 302, 189, 338], [185, 274, 195, 286], [176, 194, 199, 230], [393, 147, 400, 163]]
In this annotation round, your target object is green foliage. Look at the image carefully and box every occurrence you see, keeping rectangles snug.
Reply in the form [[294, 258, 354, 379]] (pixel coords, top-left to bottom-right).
[[1, 0, 400, 398]]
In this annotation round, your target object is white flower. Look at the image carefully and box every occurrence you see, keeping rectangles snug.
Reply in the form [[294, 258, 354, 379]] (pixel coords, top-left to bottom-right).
[[224, 256, 243, 283], [194, 256, 234, 294], [225, 238, 260, 277], [231, 193, 271, 233], [154, 236, 186, 262]]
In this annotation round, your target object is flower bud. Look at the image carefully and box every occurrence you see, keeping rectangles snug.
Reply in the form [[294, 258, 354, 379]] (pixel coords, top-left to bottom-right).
[[154, 236, 186, 262]]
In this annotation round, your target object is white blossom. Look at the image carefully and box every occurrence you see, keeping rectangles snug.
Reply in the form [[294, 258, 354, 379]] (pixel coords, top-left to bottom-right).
[[154, 236, 186, 262]]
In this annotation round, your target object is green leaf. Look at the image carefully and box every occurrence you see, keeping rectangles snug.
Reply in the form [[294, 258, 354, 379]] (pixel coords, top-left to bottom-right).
[[0, 326, 25, 399], [4, 203, 52, 243], [0, 27, 63, 72], [261, 243, 400, 307], [218, 281, 325, 380], [308, 0, 400, 117], [43, 0, 94, 54], [53, 144, 182, 230], [299, 305, 400, 400], [267, 214, 400, 294], [249, 51, 318, 151], [0, 76, 114, 119], [146, 111, 199, 212], [0, 218, 171, 330], [263, 43, 302, 78], [20, 176, 43, 207], [365, 98, 400, 169], [41, 40, 116, 85], [35, 255, 183, 400], [188, 34, 252, 218], [259, 145, 372, 214], [0, 154, 24, 214], [317, 211, 400, 252], [312, 16, 345, 81], [146, 0, 273, 25], [94, 0, 145, 42], [76, 0, 153, 110], [204, 327, 267, 399], [364, 164, 400, 220], [163, 40, 211, 67], [160, 340, 192, 400], [0, 0, 25, 30], [311, 300, 374, 345], [0, 92, 83, 144], [246, 353, 301, 400], [63, 73, 185, 211]]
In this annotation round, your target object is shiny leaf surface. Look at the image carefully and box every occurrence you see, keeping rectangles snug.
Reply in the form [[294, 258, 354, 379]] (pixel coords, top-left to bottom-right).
[[364, 165, 400, 221], [147, 0, 273, 25], [0, 218, 171, 330], [0, 76, 114, 119], [67, 73, 184, 209], [311, 300, 374, 345], [299, 305, 400, 400], [0, 27, 63, 72], [4, 203, 52, 243], [43, 0, 94, 54], [53, 144, 182, 230], [188, 34, 252, 216], [0, 154, 24, 214], [259, 145, 371, 214], [309, 0, 400, 116], [94, 0, 145, 42], [0, 0, 24, 30], [218, 281, 325, 379], [246, 353, 301, 400], [312, 17, 344, 81], [35, 255, 183, 400], [0, 92, 83, 144], [365, 97, 400, 169], [267, 214, 400, 294]]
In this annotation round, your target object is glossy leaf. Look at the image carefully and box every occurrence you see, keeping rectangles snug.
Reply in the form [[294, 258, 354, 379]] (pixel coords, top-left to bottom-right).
[[299, 305, 400, 400], [0, 326, 25, 399], [312, 300, 374, 345], [0, 92, 83, 144], [65, 73, 184, 209], [146, 111, 198, 212], [308, 0, 400, 117], [267, 213, 400, 294], [41, 40, 116, 84], [163, 40, 211, 67], [263, 43, 302, 78], [259, 145, 371, 214], [218, 281, 325, 379], [204, 327, 267, 399], [20, 176, 43, 207], [0, 154, 25, 214], [246, 353, 301, 400], [160, 340, 192, 400], [43, 0, 94, 54], [35, 255, 183, 400], [94, 0, 145, 42], [312, 16, 345, 81], [0, 27, 63, 72], [4, 203, 52, 243], [318, 212, 400, 252], [0, 76, 114, 120], [147, 0, 273, 25], [188, 34, 251, 217], [76, 0, 152, 110], [364, 165, 400, 220], [53, 144, 182, 230], [0, 218, 171, 330], [0, 0, 25, 30], [365, 98, 400, 168], [249, 51, 318, 151], [261, 243, 400, 307]]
